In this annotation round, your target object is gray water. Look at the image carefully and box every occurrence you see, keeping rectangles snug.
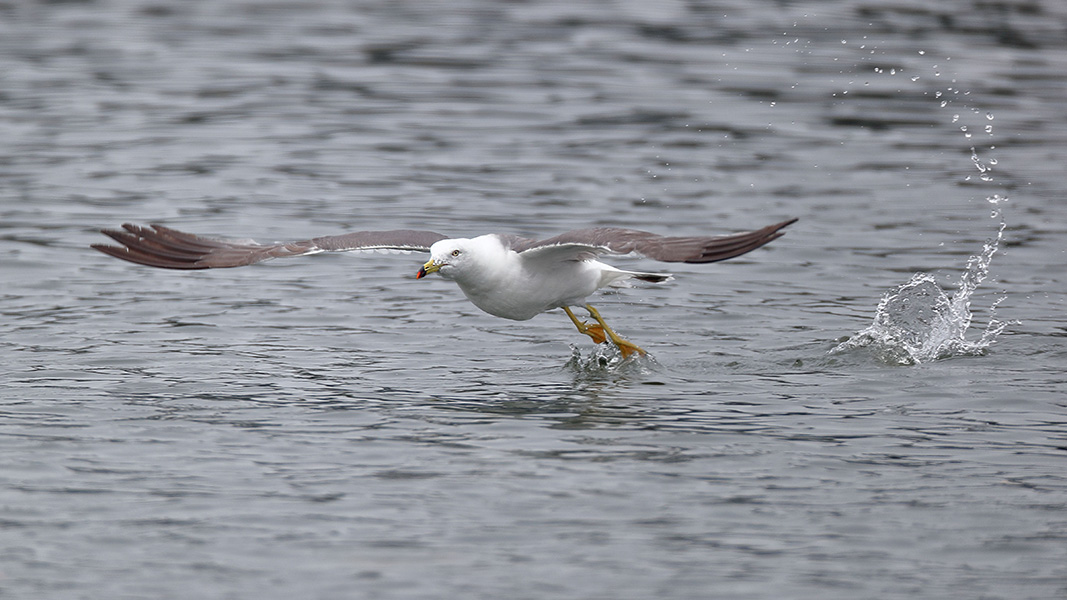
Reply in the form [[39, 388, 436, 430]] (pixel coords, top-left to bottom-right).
[[2, 1, 1066, 598]]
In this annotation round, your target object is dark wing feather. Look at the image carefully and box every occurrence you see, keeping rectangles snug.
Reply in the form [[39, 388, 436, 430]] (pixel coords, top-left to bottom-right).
[[513, 218, 797, 263], [91, 223, 448, 270]]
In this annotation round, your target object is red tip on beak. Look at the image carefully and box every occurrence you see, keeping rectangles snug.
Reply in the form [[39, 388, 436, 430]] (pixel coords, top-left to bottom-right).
[[416, 267, 427, 279]]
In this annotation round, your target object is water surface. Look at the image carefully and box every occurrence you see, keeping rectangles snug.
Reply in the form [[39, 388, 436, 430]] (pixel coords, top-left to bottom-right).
[[2, 1, 1065, 598]]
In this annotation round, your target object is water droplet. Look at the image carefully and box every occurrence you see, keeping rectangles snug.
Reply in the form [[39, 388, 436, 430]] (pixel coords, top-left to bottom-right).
[[890, 68, 896, 75], [989, 158, 998, 165], [911, 76, 920, 82], [986, 112, 994, 120], [985, 124, 993, 134], [935, 91, 942, 98], [951, 114, 959, 123], [918, 50, 926, 55]]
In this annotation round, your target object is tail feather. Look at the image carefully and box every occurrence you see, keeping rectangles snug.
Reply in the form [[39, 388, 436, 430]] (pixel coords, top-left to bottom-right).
[[596, 263, 673, 288], [631, 272, 672, 283]]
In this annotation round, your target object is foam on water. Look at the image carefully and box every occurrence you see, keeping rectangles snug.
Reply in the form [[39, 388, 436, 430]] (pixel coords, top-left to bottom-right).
[[832, 200, 1011, 365]]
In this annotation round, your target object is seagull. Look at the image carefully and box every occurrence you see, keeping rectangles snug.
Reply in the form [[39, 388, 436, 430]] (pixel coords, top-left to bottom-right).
[[92, 218, 796, 357]]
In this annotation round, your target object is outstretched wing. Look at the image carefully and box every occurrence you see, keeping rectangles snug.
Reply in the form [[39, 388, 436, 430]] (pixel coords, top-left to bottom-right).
[[91, 223, 449, 270], [510, 218, 797, 264]]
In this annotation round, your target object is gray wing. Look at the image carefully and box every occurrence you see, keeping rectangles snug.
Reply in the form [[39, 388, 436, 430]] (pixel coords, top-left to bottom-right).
[[91, 223, 449, 270], [510, 218, 797, 264]]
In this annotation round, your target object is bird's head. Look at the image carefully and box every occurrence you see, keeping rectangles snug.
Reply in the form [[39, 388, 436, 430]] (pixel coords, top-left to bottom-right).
[[417, 235, 506, 284], [417, 238, 471, 281]]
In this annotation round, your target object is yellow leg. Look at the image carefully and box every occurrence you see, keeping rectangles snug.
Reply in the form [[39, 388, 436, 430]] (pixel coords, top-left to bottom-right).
[[583, 304, 647, 358], [563, 306, 607, 344]]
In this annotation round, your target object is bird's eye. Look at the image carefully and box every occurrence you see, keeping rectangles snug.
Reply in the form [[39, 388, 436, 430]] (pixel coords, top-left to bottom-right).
[[451, 249, 461, 257]]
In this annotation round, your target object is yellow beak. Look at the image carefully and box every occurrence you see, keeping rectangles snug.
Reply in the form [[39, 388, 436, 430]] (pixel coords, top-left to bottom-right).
[[416, 259, 441, 279]]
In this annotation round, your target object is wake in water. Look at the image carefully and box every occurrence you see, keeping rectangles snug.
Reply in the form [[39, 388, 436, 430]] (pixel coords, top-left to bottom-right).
[[831, 199, 1012, 365]]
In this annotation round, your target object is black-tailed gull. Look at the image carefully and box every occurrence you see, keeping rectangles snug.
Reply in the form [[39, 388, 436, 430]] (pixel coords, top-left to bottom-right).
[[92, 218, 796, 357]]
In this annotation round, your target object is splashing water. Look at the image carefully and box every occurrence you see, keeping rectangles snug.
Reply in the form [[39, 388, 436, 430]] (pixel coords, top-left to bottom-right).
[[832, 204, 1011, 365], [564, 344, 659, 376]]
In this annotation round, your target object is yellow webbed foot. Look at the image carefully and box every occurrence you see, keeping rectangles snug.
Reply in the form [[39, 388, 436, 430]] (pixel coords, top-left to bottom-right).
[[583, 304, 647, 358], [612, 337, 647, 359], [579, 323, 607, 345], [563, 307, 608, 344]]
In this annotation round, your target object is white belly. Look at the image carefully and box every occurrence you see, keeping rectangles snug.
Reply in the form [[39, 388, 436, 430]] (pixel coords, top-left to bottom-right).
[[457, 260, 604, 321]]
